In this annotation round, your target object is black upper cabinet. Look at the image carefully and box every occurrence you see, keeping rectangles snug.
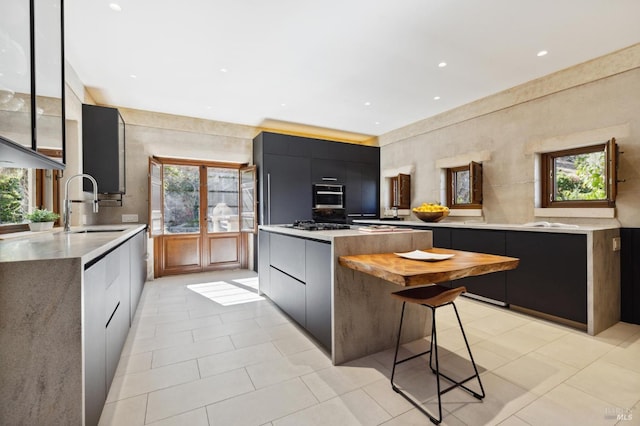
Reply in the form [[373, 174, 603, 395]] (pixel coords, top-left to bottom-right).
[[312, 158, 346, 183], [82, 104, 126, 194]]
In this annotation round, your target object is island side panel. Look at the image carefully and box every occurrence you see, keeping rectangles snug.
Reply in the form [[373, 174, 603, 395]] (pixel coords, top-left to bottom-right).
[[590, 228, 621, 335], [332, 231, 433, 365], [0, 258, 83, 425]]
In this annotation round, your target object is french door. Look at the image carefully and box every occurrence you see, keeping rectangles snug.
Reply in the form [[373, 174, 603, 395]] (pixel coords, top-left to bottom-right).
[[149, 157, 256, 277]]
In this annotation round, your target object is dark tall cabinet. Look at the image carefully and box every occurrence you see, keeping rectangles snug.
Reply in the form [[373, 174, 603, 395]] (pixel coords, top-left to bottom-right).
[[254, 133, 312, 225], [82, 104, 126, 194], [253, 132, 380, 226]]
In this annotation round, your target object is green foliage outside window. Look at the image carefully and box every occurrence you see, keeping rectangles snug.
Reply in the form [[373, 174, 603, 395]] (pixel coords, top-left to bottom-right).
[[0, 169, 28, 224], [555, 151, 606, 201]]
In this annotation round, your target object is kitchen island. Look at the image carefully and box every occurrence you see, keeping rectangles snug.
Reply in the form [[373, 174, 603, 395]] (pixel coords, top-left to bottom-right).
[[0, 224, 147, 426], [259, 225, 437, 364]]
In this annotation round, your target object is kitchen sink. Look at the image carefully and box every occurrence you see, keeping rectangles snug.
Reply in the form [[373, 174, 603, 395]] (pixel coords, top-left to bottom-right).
[[69, 228, 127, 233]]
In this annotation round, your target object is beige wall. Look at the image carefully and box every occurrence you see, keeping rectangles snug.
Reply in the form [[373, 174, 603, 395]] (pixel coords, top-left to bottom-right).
[[65, 43, 640, 229], [379, 44, 640, 228], [64, 64, 257, 225], [91, 110, 256, 226]]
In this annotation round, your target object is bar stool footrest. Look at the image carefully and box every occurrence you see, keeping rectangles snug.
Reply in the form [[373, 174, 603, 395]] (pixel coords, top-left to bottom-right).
[[437, 372, 485, 399], [391, 384, 442, 425]]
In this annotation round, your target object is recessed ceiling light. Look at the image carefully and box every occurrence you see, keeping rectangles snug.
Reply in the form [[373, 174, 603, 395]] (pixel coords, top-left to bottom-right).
[[434, 96, 441, 100], [129, 74, 137, 79], [374, 121, 380, 125], [364, 101, 371, 106], [438, 62, 447, 68], [537, 50, 548, 57], [280, 103, 286, 107], [219, 68, 228, 73], [109, 3, 122, 12]]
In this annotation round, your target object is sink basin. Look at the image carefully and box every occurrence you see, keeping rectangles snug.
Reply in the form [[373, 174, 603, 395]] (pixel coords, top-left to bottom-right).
[[521, 221, 579, 229], [69, 228, 127, 233]]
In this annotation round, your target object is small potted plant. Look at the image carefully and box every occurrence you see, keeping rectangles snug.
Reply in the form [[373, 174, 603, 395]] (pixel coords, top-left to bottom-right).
[[26, 208, 60, 231]]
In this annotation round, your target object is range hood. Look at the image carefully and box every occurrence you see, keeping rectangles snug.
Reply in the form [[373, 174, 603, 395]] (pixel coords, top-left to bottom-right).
[[0, 137, 65, 170]]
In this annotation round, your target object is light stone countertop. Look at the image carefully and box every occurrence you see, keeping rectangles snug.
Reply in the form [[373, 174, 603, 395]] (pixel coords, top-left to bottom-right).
[[354, 219, 620, 234], [258, 224, 420, 242], [0, 224, 147, 264]]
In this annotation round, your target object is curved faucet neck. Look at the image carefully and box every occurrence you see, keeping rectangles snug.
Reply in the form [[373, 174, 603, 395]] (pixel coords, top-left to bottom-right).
[[63, 174, 100, 232]]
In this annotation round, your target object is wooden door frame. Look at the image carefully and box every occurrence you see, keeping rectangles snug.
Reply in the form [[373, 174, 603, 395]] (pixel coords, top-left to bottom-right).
[[150, 157, 250, 277]]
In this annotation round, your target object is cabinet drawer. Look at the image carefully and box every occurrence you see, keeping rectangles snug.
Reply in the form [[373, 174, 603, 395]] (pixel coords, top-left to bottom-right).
[[105, 303, 129, 389], [270, 267, 306, 327], [270, 233, 306, 281]]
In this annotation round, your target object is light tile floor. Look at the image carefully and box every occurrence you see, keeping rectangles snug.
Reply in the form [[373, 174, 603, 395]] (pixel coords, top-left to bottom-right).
[[99, 270, 640, 426]]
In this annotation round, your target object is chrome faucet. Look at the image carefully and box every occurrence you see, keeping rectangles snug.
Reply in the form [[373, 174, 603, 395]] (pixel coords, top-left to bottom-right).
[[64, 174, 99, 232]]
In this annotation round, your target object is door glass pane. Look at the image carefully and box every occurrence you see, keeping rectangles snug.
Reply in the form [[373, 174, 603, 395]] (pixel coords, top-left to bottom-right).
[[163, 165, 200, 233], [207, 167, 238, 233], [240, 167, 255, 232], [150, 160, 162, 235]]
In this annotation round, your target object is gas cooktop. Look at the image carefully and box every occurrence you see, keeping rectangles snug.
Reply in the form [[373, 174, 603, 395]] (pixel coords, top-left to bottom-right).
[[289, 220, 351, 231]]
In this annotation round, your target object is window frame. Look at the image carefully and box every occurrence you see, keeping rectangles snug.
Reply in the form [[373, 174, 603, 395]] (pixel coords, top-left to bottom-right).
[[0, 148, 62, 234], [540, 138, 617, 208], [446, 161, 483, 209]]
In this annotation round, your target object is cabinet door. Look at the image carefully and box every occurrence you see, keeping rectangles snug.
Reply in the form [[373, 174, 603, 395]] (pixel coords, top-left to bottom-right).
[[345, 162, 379, 221], [506, 231, 587, 323], [311, 158, 345, 184], [84, 260, 107, 426], [82, 104, 125, 194], [345, 163, 362, 220], [270, 267, 306, 327], [129, 231, 146, 322], [263, 154, 311, 224], [105, 301, 129, 389], [360, 163, 379, 217], [262, 132, 312, 157], [258, 231, 271, 296], [451, 229, 507, 302], [305, 240, 332, 350]]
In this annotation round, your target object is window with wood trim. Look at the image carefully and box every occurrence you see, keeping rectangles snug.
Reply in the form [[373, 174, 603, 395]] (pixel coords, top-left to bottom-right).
[[0, 149, 62, 233], [541, 138, 618, 208], [446, 161, 482, 209]]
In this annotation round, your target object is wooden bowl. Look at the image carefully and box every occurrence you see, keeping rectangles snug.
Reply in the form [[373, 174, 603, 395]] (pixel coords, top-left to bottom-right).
[[413, 210, 450, 223]]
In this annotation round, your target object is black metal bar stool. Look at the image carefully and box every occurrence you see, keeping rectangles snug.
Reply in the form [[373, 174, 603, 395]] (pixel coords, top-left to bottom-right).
[[390, 284, 485, 425]]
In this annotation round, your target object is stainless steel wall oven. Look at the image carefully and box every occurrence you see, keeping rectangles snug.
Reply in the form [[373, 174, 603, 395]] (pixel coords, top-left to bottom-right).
[[312, 184, 344, 208]]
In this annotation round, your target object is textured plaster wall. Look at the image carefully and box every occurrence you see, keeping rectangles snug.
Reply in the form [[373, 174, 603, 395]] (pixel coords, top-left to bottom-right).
[[379, 44, 640, 228]]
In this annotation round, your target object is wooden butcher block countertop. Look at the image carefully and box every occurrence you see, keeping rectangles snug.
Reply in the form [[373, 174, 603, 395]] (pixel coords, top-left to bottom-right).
[[339, 247, 520, 287]]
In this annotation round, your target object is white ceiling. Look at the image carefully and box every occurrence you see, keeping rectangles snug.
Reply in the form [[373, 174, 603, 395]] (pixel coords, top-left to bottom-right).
[[64, 0, 640, 137]]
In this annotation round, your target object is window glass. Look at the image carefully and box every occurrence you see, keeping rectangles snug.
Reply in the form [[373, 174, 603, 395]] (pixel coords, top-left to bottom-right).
[[446, 162, 482, 209], [541, 139, 616, 208], [0, 167, 31, 224], [454, 169, 470, 204], [552, 149, 606, 201]]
